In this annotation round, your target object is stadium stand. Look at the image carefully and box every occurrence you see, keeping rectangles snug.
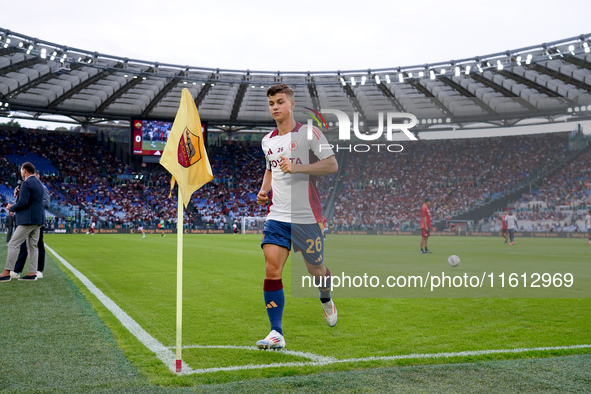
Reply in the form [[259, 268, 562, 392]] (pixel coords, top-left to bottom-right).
[[1, 29, 590, 233], [1, 127, 589, 233]]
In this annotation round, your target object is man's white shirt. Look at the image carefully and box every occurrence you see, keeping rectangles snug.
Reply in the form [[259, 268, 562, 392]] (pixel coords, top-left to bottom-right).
[[505, 214, 518, 230]]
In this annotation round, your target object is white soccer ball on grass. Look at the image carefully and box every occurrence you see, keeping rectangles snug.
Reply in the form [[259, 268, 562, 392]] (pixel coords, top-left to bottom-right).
[[448, 255, 460, 267]]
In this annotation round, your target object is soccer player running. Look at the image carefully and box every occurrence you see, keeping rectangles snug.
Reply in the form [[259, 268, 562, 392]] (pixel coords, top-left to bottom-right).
[[158, 218, 166, 237], [420, 198, 432, 254], [137, 218, 146, 238], [505, 210, 518, 245], [500, 211, 509, 244], [87, 220, 96, 235], [256, 84, 338, 350], [584, 209, 591, 245]]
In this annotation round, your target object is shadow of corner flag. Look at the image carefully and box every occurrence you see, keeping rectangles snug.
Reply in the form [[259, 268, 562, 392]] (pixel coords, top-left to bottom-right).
[[160, 88, 213, 208]]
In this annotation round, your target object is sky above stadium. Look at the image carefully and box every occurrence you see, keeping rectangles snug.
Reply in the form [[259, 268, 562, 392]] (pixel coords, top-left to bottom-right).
[[2, 0, 590, 72]]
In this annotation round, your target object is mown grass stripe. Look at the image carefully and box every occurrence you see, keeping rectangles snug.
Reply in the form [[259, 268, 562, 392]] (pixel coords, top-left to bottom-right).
[[44, 241, 591, 376], [46, 244, 194, 374]]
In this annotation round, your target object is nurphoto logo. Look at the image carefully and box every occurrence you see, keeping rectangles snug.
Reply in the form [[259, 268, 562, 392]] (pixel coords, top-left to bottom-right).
[[305, 107, 419, 153]]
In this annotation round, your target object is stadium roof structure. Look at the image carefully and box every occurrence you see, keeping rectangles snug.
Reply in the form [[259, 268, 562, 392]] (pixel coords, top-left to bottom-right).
[[1, 27, 591, 132]]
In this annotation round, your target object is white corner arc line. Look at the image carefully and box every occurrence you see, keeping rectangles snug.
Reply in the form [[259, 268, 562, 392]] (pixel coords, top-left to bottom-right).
[[46, 244, 193, 374], [177, 344, 591, 375], [46, 244, 591, 376], [174, 345, 337, 363]]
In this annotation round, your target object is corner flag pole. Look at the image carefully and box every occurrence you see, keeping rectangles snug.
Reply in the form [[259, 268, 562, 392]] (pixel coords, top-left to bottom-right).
[[176, 188, 183, 373], [159, 88, 213, 374]]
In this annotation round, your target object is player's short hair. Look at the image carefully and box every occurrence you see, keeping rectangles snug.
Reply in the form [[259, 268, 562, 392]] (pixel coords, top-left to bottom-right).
[[424, 198, 431, 203], [21, 162, 35, 174], [267, 84, 294, 100]]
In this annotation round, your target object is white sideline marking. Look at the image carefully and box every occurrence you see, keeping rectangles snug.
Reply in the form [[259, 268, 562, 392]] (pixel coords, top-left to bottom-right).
[[46, 244, 591, 376], [46, 245, 194, 374]]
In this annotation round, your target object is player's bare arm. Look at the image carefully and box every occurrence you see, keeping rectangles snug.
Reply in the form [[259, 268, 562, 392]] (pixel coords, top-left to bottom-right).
[[279, 155, 338, 176], [257, 169, 272, 205]]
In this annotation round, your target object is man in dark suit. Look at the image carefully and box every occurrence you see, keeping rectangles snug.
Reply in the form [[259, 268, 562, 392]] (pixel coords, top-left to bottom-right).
[[0, 162, 46, 282], [13, 171, 51, 278]]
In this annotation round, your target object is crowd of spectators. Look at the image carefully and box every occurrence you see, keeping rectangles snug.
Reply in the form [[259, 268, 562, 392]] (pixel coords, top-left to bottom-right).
[[488, 145, 591, 232], [331, 133, 582, 231], [1, 128, 269, 230], [0, 127, 589, 233]]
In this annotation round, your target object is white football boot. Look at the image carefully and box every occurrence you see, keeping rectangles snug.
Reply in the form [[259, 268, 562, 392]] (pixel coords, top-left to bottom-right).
[[322, 300, 338, 327], [256, 330, 285, 350]]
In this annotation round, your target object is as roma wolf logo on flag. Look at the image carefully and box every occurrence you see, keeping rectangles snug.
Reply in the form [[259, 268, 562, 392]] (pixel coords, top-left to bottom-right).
[[178, 127, 202, 167], [161, 88, 213, 208]]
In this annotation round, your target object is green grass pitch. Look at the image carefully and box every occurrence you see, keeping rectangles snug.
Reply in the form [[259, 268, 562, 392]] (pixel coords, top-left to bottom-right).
[[30, 233, 591, 386], [142, 140, 167, 151]]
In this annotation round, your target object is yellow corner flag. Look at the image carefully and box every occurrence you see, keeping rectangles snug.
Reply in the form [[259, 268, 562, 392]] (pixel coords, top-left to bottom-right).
[[160, 88, 212, 374], [160, 88, 213, 208]]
